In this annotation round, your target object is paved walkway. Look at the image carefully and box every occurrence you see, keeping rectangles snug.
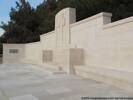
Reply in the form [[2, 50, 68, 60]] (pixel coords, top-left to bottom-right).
[[0, 64, 132, 100]]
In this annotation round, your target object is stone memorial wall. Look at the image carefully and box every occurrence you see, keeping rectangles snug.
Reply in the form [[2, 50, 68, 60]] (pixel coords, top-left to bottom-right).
[[3, 8, 133, 92]]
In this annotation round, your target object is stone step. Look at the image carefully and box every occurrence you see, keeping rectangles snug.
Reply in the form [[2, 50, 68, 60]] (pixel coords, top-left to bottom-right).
[[75, 65, 133, 93], [42, 63, 61, 71], [39, 63, 67, 75], [52, 71, 67, 75]]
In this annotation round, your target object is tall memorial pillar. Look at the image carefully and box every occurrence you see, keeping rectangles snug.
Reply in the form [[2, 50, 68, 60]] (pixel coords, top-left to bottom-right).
[[53, 8, 84, 74], [55, 8, 76, 47]]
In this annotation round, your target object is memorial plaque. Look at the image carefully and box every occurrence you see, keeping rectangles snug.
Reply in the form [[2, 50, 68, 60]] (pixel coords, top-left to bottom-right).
[[43, 50, 53, 62], [9, 49, 18, 53]]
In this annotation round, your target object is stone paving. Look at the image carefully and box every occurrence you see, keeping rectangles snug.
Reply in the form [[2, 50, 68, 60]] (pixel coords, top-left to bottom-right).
[[0, 64, 132, 100]]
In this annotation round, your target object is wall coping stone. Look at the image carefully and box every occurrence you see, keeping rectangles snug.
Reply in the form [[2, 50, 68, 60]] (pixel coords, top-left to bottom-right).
[[103, 16, 133, 29], [71, 12, 112, 27]]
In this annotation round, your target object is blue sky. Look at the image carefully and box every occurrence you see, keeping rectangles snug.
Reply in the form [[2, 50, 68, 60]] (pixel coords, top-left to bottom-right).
[[0, 0, 44, 36]]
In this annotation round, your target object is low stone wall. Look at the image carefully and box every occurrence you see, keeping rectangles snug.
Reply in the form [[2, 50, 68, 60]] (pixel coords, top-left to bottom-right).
[[3, 42, 42, 64], [3, 44, 25, 63], [24, 42, 42, 64]]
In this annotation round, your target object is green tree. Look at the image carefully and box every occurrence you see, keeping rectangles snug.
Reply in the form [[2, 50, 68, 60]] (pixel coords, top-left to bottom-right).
[[1, 0, 40, 43], [36, 0, 57, 34]]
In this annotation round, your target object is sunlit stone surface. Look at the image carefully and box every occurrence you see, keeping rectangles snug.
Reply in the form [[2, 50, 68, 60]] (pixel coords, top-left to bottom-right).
[[0, 64, 132, 100], [10, 95, 38, 100]]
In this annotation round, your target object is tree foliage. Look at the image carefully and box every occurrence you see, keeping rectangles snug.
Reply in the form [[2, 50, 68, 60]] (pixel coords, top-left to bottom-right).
[[1, 0, 40, 43], [0, 0, 133, 44]]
